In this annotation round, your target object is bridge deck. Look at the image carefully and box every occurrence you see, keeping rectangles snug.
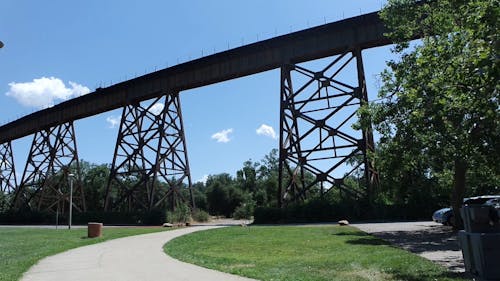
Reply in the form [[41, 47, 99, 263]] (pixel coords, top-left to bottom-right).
[[0, 11, 391, 143]]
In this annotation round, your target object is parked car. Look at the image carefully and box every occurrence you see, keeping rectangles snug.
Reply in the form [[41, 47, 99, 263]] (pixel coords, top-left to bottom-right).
[[432, 195, 500, 226]]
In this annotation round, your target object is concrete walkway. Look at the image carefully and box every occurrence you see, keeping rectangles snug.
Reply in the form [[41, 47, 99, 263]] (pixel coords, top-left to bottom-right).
[[22, 225, 257, 281]]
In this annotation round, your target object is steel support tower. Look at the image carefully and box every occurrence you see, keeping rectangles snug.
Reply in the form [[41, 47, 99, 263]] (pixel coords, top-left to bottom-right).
[[11, 122, 85, 212], [0, 141, 17, 194], [278, 50, 378, 207], [104, 92, 194, 211]]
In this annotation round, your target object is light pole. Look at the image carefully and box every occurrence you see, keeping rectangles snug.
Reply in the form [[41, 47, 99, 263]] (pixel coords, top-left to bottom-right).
[[68, 173, 74, 230]]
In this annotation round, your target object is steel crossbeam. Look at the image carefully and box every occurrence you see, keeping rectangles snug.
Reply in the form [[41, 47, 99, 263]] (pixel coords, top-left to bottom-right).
[[11, 122, 85, 213], [278, 50, 379, 206], [0, 142, 17, 194], [104, 92, 194, 211]]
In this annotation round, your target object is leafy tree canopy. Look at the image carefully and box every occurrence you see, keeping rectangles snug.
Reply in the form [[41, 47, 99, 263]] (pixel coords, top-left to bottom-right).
[[365, 0, 499, 227]]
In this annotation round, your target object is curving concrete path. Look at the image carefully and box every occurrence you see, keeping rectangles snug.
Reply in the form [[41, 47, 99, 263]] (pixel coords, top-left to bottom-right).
[[22, 225, 257, 281]]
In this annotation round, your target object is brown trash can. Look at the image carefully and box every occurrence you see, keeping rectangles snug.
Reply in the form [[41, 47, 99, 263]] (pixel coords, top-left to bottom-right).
[[88, 222, 103, 238]]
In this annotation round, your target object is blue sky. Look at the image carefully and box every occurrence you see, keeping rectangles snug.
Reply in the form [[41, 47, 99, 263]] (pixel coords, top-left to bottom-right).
[[0, 1, 393, 184]]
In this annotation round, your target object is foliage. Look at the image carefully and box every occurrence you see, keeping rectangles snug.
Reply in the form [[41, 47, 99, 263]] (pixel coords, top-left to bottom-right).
[[165, 226, 464, 281], [359, 0, 500, 227], [79, 161, 110, 211], [0, 210, 53, 225], [191, 209, 210, 222], [0, 210, 166, 225], [166, 203, 191, 223], [0, 227, 169, 281], [233, 194, 255, 220], [0, 192, 11, 213], [253, 197, 438, 224], [191, 182, 208, 210]]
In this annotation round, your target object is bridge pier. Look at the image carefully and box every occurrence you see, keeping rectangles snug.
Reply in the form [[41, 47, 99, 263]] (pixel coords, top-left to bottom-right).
[[11, 122, 85, 213], [278, 50, 379, 207], [0, 141, 17, 194], [104, 92, 194, 212]]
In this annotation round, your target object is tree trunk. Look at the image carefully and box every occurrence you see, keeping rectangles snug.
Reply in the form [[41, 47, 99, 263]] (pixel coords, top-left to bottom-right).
[[451, 158, 467, 230]]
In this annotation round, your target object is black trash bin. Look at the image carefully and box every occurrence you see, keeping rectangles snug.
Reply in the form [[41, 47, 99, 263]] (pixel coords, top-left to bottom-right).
[[459, 203, 500, 280]]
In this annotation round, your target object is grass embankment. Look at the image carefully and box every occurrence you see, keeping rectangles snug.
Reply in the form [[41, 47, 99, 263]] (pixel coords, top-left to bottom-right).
[[0, 226, 168, 281], [165, 226, 464, 281]]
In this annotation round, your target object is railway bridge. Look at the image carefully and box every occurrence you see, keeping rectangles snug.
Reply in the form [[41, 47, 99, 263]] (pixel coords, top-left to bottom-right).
[[0, 11, 391, 213]]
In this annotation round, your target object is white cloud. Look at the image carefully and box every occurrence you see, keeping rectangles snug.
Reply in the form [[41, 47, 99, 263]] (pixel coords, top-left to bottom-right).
[[148, 103, 164, 115], [256, 124, 277, 139], [196, 174, 209, 184], [211, 128, 233, 143], [68, 81, 90, 97], [106, 116, 121, 128], [5, 77, 90, 109]]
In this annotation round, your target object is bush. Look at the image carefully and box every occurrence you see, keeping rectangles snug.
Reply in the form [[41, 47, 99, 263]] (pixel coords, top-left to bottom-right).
[[192, 209, 210, 222], [73, 210, 166, 225], [0, 210, 166, 225], [166, 204, 191, 223], [233, 201, 255, 220], [0, 210, 53, 225], [253, 198, 436, 224], [0, 192, 11, 213]]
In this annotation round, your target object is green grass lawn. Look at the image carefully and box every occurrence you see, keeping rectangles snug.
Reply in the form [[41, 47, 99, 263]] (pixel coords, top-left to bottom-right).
[[165, 226, 465, 281], [0, 226, 169, 281]]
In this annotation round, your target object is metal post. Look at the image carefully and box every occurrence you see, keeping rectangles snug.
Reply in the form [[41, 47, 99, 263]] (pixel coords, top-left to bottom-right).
[[68, 173, 74, 230], [56, 203, 59, 230]]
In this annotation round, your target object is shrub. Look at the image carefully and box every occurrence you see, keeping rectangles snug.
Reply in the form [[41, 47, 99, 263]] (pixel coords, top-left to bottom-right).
[[166, 204, 191, 223], [0, 192, 11, 213], [192, 209, 210, 222], [0, 210, 166, 225], [233, 200, 255, 220]]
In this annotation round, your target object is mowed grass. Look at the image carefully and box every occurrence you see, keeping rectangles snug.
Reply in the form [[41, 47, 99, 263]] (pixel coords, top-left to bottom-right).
[[0, 226, 169, 281], [165, 226, 465, 281]]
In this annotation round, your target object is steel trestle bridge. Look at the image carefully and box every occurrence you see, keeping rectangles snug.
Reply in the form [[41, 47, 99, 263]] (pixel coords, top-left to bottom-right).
[[0, 11, 391, 212]]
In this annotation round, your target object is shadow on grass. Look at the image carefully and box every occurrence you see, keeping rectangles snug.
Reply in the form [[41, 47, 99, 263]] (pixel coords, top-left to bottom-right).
[[389, 270, 471, 281], [361, 224, 469, 278], [369, 225, 460, 254], [345, 237, 390, 246], [331, 231, 368, 237]]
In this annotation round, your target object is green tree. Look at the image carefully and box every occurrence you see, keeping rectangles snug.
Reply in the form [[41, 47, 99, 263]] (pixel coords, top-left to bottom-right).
[[0, 192, 11, 213], [206, 174, 243, 217], [191, 182, 208, 211], [365, 0, 499, 227], [257, 149, 279, 207], [80, 161, 110, 211], [236, 160, 258, 193]]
